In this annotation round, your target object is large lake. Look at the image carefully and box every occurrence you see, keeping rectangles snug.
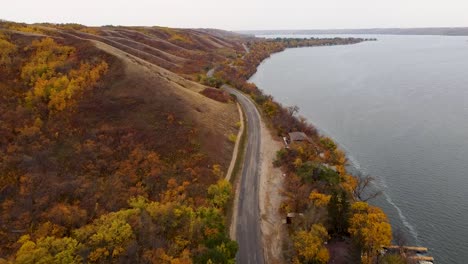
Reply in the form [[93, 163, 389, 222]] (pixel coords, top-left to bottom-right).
[[250, 35, 468, 263]]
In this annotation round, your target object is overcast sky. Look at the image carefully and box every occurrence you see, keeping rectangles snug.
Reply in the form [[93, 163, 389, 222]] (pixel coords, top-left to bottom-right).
[[2, 0, 468, 30]]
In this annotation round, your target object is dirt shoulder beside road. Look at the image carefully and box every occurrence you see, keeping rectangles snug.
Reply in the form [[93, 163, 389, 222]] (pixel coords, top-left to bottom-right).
[[259, 122, 286, 264]]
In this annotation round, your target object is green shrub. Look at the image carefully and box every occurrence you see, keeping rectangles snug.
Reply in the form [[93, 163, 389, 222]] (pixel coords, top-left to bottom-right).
[[320, 137, 337, 150], [296, 162, 340, 185]]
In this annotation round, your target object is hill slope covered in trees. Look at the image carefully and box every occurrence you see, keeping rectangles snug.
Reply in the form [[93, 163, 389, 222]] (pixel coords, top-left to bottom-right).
[[0, 22, 243, 263]]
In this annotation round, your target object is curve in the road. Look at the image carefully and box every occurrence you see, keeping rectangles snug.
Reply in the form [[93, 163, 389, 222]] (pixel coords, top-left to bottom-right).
[[223, 85, 264, 264]]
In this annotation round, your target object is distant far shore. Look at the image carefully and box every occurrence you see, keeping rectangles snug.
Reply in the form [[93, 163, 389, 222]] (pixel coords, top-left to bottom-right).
[[238, 27, 468, 36]]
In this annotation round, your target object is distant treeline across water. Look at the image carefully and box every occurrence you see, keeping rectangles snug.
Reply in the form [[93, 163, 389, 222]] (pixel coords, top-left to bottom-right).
[[239, 27, 468, 36]]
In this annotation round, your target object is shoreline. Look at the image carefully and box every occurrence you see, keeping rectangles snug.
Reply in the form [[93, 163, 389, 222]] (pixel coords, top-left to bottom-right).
[[244, 39, 442, 262], [242, 39, 402, 263], [217, 37, 399, 262]]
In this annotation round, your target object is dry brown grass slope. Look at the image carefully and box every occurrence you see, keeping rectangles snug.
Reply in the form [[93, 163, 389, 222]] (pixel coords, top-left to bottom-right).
[[60, 26, 245, 76], [89, 39, 239, 169], [1, 21, 245, 175], [34, 24, 244, 170], [1, 26, 240, 178]]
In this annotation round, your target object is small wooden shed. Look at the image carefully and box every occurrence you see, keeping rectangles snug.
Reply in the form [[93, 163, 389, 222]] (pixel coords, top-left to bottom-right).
[[288, 132, 313, 144]]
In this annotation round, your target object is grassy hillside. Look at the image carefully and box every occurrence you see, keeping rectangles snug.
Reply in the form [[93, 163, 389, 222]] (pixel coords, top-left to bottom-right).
[[0, 22, 242, 263]]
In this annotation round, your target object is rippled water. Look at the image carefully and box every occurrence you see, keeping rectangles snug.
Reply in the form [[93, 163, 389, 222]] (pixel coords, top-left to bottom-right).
[[250, 35, 468, 263]]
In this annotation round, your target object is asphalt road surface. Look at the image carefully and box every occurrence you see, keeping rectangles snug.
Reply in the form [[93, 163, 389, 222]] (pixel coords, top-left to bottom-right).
[[223, 85, 264, 264]]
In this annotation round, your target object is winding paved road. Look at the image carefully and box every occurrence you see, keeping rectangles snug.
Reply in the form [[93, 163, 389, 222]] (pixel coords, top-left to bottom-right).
[[223, 85, 264, 264]]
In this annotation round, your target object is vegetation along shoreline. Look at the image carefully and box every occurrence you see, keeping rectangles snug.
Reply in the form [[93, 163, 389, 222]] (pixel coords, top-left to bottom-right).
[[215, 36, 431, 263]]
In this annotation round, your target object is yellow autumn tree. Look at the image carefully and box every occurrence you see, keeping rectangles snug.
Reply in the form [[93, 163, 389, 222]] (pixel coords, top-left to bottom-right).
[[46, 61, 108, 112], [263, 100, 278, 117], [340, 174, 358, 195], [292, 224, 330, 264], [21, 37, 75, 85], [21, 37, 108, 112], [212, 164, 223, 178], [143, 248, 192, 264], [15, 235, 82, 264], [5, 23, 45, 34], [334, 149, 347, 166], [309, 190, 331, 207], [73, 209, 138, 263], [0, 33, 17, 66], [348, 202, 392, 263], [208, 179, 232, 210]]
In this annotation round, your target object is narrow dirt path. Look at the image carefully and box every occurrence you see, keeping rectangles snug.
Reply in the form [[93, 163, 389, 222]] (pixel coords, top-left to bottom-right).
[[225, 103, 244, 182]]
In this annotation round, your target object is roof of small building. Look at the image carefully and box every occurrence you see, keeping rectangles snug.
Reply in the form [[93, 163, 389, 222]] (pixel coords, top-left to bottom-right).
[[288, 132, 312, 143]]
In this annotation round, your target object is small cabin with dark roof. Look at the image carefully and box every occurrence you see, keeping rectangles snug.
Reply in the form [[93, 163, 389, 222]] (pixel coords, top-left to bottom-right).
[[288, 132, 313, 144]]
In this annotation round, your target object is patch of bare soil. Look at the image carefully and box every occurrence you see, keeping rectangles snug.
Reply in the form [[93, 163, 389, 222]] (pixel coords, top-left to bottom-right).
[[259, 120, 286, 264]]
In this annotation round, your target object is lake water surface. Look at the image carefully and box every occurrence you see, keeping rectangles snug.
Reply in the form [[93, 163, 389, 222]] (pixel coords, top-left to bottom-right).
[[250, 35, 468, 263]]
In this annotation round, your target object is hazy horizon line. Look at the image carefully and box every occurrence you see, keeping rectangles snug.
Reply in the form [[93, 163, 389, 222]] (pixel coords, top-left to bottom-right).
[[2, 19, 468, 32], [238, 26, 468, 31]]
